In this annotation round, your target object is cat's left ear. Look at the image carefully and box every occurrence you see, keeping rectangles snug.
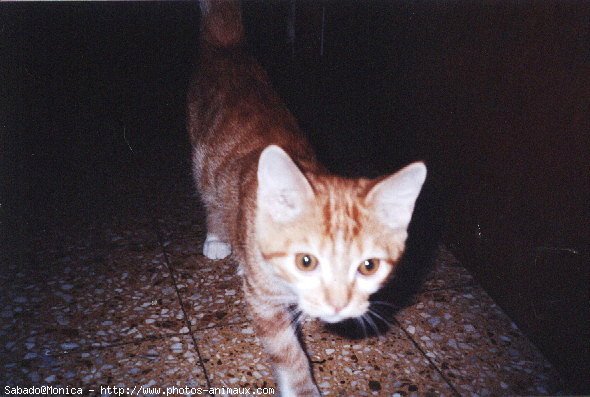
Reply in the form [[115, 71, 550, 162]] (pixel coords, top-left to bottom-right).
[[366, 162, 427, 231], [257, 145, 314, 222]]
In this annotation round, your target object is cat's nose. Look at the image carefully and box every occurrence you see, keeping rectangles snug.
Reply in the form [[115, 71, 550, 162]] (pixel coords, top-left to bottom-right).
[[325, 287, 350, 314]]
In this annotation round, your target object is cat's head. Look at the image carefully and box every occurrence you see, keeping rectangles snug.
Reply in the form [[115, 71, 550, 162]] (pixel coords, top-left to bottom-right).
[[255, 145, 426, 323]]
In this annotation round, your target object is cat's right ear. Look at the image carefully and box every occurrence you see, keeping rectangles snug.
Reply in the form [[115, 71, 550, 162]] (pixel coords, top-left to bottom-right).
[[257, 145, 314, 222]]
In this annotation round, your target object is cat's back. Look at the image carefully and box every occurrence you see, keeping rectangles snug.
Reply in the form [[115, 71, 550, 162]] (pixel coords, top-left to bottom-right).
[[186, 0, 314, 194]]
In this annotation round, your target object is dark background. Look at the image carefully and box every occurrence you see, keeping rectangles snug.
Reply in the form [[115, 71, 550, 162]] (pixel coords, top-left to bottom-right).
[[1, 1, 588, 393]]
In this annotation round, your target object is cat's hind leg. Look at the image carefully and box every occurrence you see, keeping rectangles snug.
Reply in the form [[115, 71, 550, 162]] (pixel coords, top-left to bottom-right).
[[203, 204, 231, 260], [203, 233, 231, 260]]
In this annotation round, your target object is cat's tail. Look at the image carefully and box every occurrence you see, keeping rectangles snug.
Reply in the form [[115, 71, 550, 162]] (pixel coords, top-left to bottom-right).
[[200, 0, 244, 48]]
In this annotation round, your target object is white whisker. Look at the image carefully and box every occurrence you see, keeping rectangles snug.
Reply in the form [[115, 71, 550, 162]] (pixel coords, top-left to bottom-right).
[[289, 312, 301, 326], [355, 316, 368, 339], [370, 300, 398, 310], [362, 313, 382, 339], [368, 308, 394, 329]]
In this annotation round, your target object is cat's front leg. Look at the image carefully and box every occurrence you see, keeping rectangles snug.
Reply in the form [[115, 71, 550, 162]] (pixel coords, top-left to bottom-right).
[[251, 305, 320, 397]]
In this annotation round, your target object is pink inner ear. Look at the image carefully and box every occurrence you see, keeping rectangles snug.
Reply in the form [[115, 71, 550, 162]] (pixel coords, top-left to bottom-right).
[[366, 162, 426, 230], [257, 145, 314, 221]]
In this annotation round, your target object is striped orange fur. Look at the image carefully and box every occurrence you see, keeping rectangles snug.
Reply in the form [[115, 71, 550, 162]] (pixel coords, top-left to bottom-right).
[[187, 2, 426, 395]]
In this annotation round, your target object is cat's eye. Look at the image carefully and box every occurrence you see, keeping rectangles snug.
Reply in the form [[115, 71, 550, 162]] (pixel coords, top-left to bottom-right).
[[358, 259, 380, 276], [295, 253, 318, 271]]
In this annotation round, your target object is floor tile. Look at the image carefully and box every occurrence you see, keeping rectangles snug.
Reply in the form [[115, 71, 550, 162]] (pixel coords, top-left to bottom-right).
[[0, 248, 187, 359], [196, 320, 456, 397], [197, 323, 275, 392], [304, 320, 455, 396], [2, 334, 206, 394], [420, 246, 475, 291], [151, 181, 246, 330], [168, 252, 248, 330], [395, 286, 564, 396]]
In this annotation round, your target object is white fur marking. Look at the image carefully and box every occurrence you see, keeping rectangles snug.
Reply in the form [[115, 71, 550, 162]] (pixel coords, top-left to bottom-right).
[[277, 370, 298, 397], [203, 233, 231, 259]]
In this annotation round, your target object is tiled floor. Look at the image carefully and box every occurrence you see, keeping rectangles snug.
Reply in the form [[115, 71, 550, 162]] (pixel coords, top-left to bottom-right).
[[1, 168, 565, 396]]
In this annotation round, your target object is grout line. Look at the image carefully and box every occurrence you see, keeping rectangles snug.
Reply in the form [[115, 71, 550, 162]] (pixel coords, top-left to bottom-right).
[[44, 332, 190, 357], [151, 215, 213, 389], [394, 317, 462, 397]]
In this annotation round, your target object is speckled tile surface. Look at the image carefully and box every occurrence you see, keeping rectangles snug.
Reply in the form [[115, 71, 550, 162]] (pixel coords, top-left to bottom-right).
[[197, 323, 276, 392], [420, 246, 475, 292], [303, 320, 455, 396], [1, 175, 567, 396], [395, 286, 564, 396], [168, 252, 248, 330], [2, 334, 206, 393], [197, 319, 455, 396], [1, 248, 186, 362]]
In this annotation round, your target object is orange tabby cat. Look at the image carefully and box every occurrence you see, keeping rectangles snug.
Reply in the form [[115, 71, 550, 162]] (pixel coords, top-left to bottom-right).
[[186, 1, 426, 395]]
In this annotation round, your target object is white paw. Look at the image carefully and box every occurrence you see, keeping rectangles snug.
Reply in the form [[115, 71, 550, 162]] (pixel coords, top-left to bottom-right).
[[278, 371, 321, 397], [203, 234, 231, 260], [236, 263, 245, 276]]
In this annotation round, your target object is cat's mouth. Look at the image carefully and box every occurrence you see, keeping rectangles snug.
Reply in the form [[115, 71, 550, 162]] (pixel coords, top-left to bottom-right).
[[298, 304, 346, 324], [300, 304, 360, 324], [320, 313, 348, 324], [299, 299, 368, 324]]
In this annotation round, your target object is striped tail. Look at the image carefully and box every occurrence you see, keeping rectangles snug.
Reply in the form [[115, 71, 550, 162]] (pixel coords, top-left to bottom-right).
[[200, 0, 244, 48]]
